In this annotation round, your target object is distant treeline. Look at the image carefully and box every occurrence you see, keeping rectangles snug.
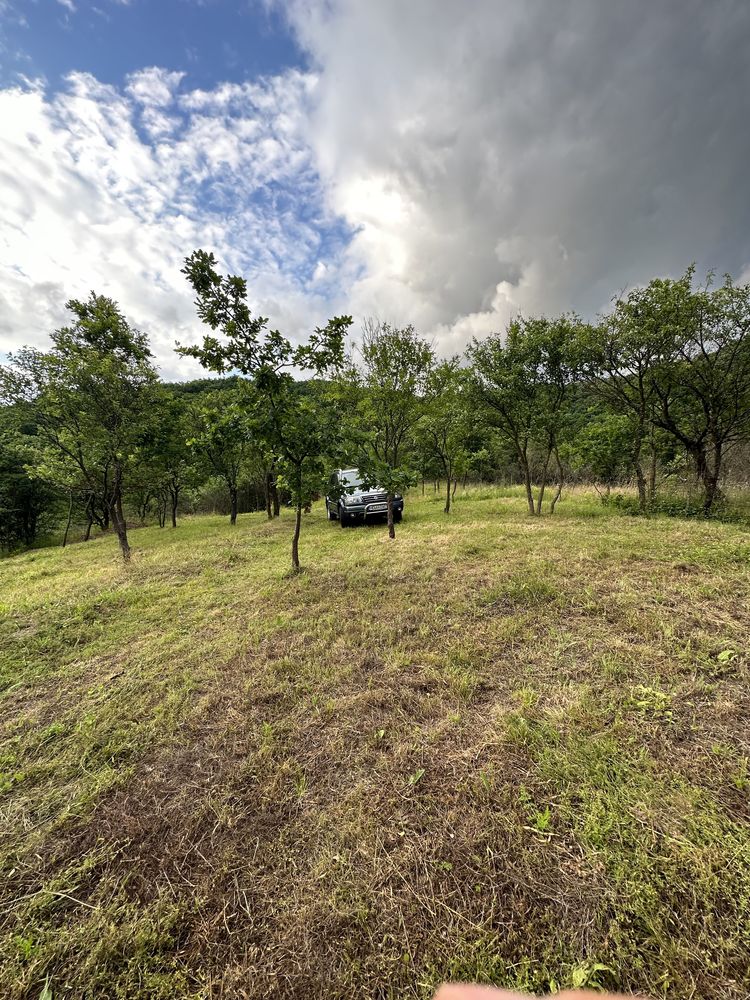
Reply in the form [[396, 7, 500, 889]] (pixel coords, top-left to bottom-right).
[[1, 257, 749, 568]]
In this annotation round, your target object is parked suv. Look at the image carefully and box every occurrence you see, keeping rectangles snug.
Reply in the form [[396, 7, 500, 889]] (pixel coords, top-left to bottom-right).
[[325, 468, 404, 527]]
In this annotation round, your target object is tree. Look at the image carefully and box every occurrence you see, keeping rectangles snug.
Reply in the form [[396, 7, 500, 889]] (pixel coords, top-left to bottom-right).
[[418, 360, 470, 513], [144, 390, 200, 529], [269, 380, 349, 569], [0, 416, 60, 551], [188, 388, 253, 526], [611, 269, 750, 515], [178, 249, 351, 571], [0, 294, 158, 561], [469, 315, 585, 515], [585, 289, 674, 512], [267, 464, 281, 518], [348, 320, 434, 538], [589, 268, 750, 516], [570, 408, 634, 497]]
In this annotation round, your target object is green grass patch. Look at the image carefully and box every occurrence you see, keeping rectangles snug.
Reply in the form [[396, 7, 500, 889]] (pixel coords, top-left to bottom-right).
[[1, 486, 749, 998]]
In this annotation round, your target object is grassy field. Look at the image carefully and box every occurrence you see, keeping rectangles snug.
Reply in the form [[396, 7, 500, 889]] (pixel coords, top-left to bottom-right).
[[1, 488, 749, 999]]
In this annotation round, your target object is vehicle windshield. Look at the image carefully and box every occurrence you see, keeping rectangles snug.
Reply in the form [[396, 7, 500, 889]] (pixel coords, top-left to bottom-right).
[[340, 469, 363, 487]]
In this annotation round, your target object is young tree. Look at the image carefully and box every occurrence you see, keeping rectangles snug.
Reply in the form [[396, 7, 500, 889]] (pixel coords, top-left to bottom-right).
[[0, 294, 158, 561], [268, 381, 349, 570], [146, 390, 200, 529], [347, 320, 434, 538], [188, 388, 253, 526], [178, 249, 351, 571], [585, 295, 671, 512], [607, 268, 750, 515], [570, 408, 634, 498], [469, 315, 585, 515], [418, 359, 470, 513]]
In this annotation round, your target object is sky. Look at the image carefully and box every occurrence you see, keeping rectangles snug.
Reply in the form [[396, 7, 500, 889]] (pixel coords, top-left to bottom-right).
[[1, 1, 750, 380]]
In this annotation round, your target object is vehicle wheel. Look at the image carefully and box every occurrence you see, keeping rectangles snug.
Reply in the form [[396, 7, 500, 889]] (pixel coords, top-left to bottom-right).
[[340, 507, 350, 527], [394, 510, 403, 523], [327, 503, 336, 520]]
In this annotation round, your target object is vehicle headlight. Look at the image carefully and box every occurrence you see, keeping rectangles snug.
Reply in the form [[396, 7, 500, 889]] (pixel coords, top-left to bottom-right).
[[343, 495, 355, 505]]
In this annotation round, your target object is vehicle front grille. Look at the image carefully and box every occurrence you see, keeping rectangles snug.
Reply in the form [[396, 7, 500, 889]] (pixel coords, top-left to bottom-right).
[[361, 492, 387, 504]]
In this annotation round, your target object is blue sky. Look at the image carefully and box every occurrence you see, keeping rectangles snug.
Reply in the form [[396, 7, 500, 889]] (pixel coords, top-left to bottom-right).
[[0, 0, 358, 377], [1, 1, 303, 89], [1, 1, 749, 379]]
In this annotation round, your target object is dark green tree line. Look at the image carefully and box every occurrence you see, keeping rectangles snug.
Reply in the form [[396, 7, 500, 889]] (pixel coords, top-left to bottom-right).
[[3, 264, 750, 560]]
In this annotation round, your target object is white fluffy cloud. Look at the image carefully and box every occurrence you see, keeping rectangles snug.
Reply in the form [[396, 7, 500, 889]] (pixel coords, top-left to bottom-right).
[[0, 67, 348, 378]]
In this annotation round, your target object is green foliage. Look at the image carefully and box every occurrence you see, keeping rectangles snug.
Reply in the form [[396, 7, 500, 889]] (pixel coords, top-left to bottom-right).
[[179, 249, 352, 568], [4, 264, 750, 558], [570, 407, 634, 489], [347, 319, 434, 535], [592, 267, 750, 514], [0, 415, 61, 551], [128, 388, 203, 528], [469, 313, 589, 514], [417, 360, 473, 512], [0, 293, 159, 560], [186, 384, 257, 524]]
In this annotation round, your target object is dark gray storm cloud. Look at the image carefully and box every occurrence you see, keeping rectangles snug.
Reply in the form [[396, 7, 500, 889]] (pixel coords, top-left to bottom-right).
[[289, 0, 750, 348]]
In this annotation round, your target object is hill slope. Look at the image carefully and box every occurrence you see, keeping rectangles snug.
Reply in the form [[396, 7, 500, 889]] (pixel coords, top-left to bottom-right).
[[1, 490, 749, 999]]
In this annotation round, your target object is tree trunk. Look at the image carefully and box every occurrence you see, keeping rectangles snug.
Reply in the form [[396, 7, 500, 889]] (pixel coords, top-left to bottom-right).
[[634, 460, 647, 511], [62, 491, 74, 547], [291, 502, 302, 572], [444, 476, 451, 514], [387, 492, 396, 539], [549, 448, 564, 514], [648, 446, 657, 506], [83, 497, 94, 540], [170, 488, 178, 528], [265, 472, 273, 520], [703, 474, 720, 515], [701, 442, 723, 516], [114, 520, 131, 561], [271, 480, 280, 517], [453, 478, 459, 498], [89, 498, 106, 531], [137, 493, 151, 524], [535, 448, 553, 516], [229, 486, 238, 525], [520, 451, 535, 515], [110, 479, 131, 562]]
